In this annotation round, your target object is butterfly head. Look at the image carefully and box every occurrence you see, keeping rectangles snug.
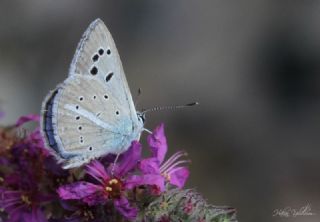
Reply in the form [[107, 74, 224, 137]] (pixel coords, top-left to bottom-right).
[[137, 111, 146, 124]]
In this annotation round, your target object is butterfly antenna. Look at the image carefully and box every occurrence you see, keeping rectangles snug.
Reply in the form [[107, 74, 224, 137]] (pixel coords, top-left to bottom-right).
[[134, 88, 142, 108], [142, 102, 199, 114]]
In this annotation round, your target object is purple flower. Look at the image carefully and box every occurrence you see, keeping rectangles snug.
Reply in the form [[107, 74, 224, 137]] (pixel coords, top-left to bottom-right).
[[57, 124, 190, 220], [0, 114, 194, 221], [139, 124, 190, 190], [58, 142, 144, 220], [12, 115, 48, 159], [0, 188, 48, 222], [0, 114, 65, 221], [9, 116, 53, 187]]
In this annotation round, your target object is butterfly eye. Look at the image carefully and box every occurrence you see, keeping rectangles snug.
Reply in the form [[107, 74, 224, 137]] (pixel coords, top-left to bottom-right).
[[78, 126, 82, 130], [79, 96, 84, 101], [89, 146, 93, 151], [104, 95, 108, 99], [107, 49, 111, 55], [137, 113, 145, 123], [116, 111, 119, 115], [76, 116, 80, 120], [93, 95, 96, 99]]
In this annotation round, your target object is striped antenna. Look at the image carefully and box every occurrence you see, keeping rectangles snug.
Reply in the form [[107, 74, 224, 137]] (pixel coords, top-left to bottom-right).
[[142, 102, 199, 114]]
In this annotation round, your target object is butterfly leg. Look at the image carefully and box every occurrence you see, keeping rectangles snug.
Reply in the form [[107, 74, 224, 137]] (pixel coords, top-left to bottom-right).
[[111, 153, 120, 175], [143, 128, 152, 134]]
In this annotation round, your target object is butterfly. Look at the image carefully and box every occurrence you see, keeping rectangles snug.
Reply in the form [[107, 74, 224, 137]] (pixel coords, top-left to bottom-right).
[[41, 19, 145, 169]]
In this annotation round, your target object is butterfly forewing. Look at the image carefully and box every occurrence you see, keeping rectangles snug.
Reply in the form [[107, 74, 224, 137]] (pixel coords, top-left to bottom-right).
[[69, 19, 138, 125]]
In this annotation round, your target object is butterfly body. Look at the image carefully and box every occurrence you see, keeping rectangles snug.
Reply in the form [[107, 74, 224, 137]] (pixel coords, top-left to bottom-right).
[[41, 19, 144, 169]]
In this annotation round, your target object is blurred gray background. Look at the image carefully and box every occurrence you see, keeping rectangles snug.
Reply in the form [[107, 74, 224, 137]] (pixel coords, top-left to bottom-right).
[[1, 1, 320, 221]]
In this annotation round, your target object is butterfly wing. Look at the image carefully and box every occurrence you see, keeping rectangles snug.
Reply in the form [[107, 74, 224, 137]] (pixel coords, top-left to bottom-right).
[[41, 19, 143, 168], [42, 75, 142, 168], [69, 19, 138, 126]]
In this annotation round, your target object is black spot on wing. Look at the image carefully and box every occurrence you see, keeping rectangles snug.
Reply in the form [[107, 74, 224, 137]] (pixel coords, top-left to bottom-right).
[[98, 48, 104, 55], [90, 66, 98, 75], [105, 72, 114, 82], [92, 54, 99, 62]]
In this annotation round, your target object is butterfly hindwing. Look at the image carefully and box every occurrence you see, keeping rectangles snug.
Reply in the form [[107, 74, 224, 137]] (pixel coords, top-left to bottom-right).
[[42, 75, 138, 168]]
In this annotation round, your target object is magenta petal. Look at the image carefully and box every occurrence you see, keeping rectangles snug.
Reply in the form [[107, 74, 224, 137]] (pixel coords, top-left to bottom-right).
[[86, 160, 110, 184], [169, 167, 189, 188], [0, 190, 25, 217], [114, 197, 138, 220], [58, 181, 102, 200], [7, 211, 25, 222], [114, 141, 142, 176], [0, 189, 47, 222], [15, 114, 40, 127], [139, 157, 160, 174], [82, 192, 106, 206], [125, 174, 165, 192], [147, 123, 167, 163]]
